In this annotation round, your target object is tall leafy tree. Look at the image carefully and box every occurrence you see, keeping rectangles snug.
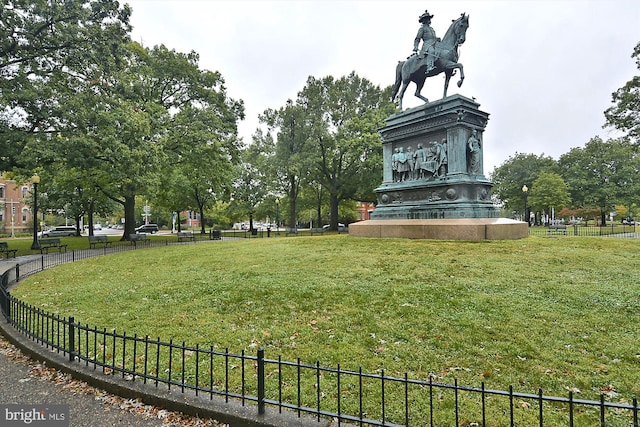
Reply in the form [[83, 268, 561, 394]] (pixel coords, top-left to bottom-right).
[[162, 74, 244, 234], [258, 100, 311, 229], [230, 160, 267, 232], [558, 137, 639, 224], [490, 153, 559, 214], [298, 72, 394, 229], [604, 42, 640, 142], [28, 42, 243, 239], [528, 172, 571, 218], [0, 0, 131, 171]]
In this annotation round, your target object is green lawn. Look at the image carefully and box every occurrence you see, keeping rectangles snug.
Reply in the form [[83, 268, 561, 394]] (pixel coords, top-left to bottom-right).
[[11, 235, 640, 422]]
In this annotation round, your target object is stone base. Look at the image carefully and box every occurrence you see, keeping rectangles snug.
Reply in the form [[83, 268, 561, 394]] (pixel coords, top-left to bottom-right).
[[348, 218, 528, 241]]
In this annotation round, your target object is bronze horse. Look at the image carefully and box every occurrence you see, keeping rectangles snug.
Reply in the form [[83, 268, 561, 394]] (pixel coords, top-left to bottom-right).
[[392, 13, 469, 110]]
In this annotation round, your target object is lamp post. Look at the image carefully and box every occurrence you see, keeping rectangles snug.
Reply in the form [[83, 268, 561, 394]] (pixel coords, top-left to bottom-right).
[[522, 185, 529, 226], [30, 174, 41, 250], [275, 198, 280, 236]]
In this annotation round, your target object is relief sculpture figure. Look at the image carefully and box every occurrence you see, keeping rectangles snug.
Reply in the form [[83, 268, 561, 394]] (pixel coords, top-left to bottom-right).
[[413, 143, 428, 179], [396, 147, 409, 182], [467, 129, 481, 175], [392, 147, 400, 182], [406, 146, 416, 180]]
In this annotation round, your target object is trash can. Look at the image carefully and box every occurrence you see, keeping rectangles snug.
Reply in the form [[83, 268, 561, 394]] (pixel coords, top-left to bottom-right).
[[210, 229, 221, 240]]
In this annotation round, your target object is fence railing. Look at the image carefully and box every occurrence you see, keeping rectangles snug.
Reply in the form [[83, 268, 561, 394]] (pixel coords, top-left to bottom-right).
[[529, 223, 639, 238], [1, 245, 639, 426]]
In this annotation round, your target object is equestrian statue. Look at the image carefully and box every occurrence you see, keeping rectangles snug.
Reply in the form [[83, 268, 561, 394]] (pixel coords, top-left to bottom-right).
[[392, 10, 469, 110]]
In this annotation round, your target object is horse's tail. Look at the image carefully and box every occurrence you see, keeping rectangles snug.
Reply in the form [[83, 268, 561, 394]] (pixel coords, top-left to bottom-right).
[[391, 61, 404, 102]]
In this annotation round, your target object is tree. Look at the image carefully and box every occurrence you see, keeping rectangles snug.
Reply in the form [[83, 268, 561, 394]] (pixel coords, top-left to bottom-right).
[[490, 153, 559, 214], [161, 82, 244, 234], [25, 42, 243, 239], [298, 73, 394, 229], [0, 0, 131, 172], [230, 160, 267, 232], [558, 137, 640, 225], [258, 100, 312, 229], [604, 42, 640, 143], [528, 172, 571, 219]]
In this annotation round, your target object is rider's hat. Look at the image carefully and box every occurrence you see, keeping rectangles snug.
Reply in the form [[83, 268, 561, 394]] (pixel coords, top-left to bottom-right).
[[418, 10, 434, 23]]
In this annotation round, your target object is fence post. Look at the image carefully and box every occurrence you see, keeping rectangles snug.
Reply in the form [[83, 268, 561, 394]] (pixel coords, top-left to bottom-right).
[[68, 316, 75, 362], [16, 263, 20, 282], [257, 348, 265, 415]]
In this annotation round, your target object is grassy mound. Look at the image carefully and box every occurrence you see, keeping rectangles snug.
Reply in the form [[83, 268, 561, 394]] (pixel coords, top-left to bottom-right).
[[15, 235, 640, 403]]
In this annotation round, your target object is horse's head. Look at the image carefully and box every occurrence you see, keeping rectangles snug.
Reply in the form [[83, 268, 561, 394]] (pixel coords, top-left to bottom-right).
[[454, 13, 469, 45], [443, 13, 469, 47]]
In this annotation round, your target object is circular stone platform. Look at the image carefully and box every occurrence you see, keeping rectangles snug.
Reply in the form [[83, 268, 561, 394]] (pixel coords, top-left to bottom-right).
[[348, 218, 528, 240]]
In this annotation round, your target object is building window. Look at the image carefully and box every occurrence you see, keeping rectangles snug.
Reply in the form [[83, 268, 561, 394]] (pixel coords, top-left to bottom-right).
[[22, 186, 28, 198], [22, 208, 28, 223], [0, 186, 4, 198]]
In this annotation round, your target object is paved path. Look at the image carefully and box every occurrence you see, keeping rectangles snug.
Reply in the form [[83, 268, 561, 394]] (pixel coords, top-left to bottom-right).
[[0, 334, 212, 426]]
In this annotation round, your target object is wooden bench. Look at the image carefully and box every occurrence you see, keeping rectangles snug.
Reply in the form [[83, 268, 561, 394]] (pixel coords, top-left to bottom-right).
[[129, 233, 150, 247], [310, 228, 325, 235], [38, 238, 68, 254], [177, 231, 196, 242], [285, 228, 298, 236], [547, 224, 567, 235], [88, 235, 112, 249], [0, 242, 18, 259]]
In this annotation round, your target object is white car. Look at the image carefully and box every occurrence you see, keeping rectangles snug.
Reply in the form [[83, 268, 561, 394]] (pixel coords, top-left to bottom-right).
[[323, 223, 347, 231], [38, 226, 77, 238]]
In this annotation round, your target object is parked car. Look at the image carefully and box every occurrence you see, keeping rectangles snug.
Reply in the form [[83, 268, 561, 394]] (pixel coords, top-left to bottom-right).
[[323, 223, 347, 232], [38, 226, 77, 238], [135, 224, 159, 234]]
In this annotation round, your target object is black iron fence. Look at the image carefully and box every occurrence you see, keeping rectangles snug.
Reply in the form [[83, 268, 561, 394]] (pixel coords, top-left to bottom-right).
[[1, 247, 639, 426], [529, 223, 639, 238]]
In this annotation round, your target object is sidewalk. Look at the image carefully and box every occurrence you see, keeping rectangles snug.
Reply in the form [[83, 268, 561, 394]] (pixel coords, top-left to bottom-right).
[[0, 334, 223, 426]]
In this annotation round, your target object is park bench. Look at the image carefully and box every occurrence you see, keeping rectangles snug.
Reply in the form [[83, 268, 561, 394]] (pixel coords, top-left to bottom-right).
[[129, 233, 150, 247], [285, 228, 298, 236], [547, 224, 567, 235], [0, 242, 18, 259], [310, 228, 325, 235], [38, 238, 68, 254], [177, 231, 196, 242], [88, 235, 112, 249]]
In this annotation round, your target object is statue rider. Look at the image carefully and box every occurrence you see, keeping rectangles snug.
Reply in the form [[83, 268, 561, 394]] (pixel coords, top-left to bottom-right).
[[413, 10, 439, 73]]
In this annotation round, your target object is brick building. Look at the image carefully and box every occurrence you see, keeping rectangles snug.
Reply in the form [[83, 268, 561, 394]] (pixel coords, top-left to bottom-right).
[[356, 201, 375, 221], [0, 178, 35, 235]]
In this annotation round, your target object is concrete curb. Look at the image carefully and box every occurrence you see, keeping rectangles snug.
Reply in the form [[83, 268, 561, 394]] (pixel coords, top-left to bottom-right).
[[0, 317, 334, 427]]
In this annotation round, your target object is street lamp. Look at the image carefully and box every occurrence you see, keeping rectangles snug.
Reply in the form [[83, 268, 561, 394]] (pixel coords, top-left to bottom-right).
[[275, 198, 280, 236], [522, 185, 529, 226], [30, 174, 41, 250]]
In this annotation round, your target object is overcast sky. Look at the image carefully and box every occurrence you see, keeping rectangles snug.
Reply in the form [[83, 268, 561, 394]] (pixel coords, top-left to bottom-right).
[[125, 0, 639, 175]]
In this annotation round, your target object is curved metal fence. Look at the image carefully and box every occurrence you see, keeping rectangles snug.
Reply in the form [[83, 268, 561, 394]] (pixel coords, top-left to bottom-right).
[[1, 243, 639, 426]]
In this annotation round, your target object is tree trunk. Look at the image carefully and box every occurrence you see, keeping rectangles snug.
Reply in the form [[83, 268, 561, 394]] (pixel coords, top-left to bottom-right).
[[122, 195, 136, 240], [199, 204, 206, 234], [177, 211, 182, 232], [329, 193, 339, 230], [288, 175, 297, 229], [316, 203, 322, 229], [87, 199, 95, 237], [74, 216, 82, 237]]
